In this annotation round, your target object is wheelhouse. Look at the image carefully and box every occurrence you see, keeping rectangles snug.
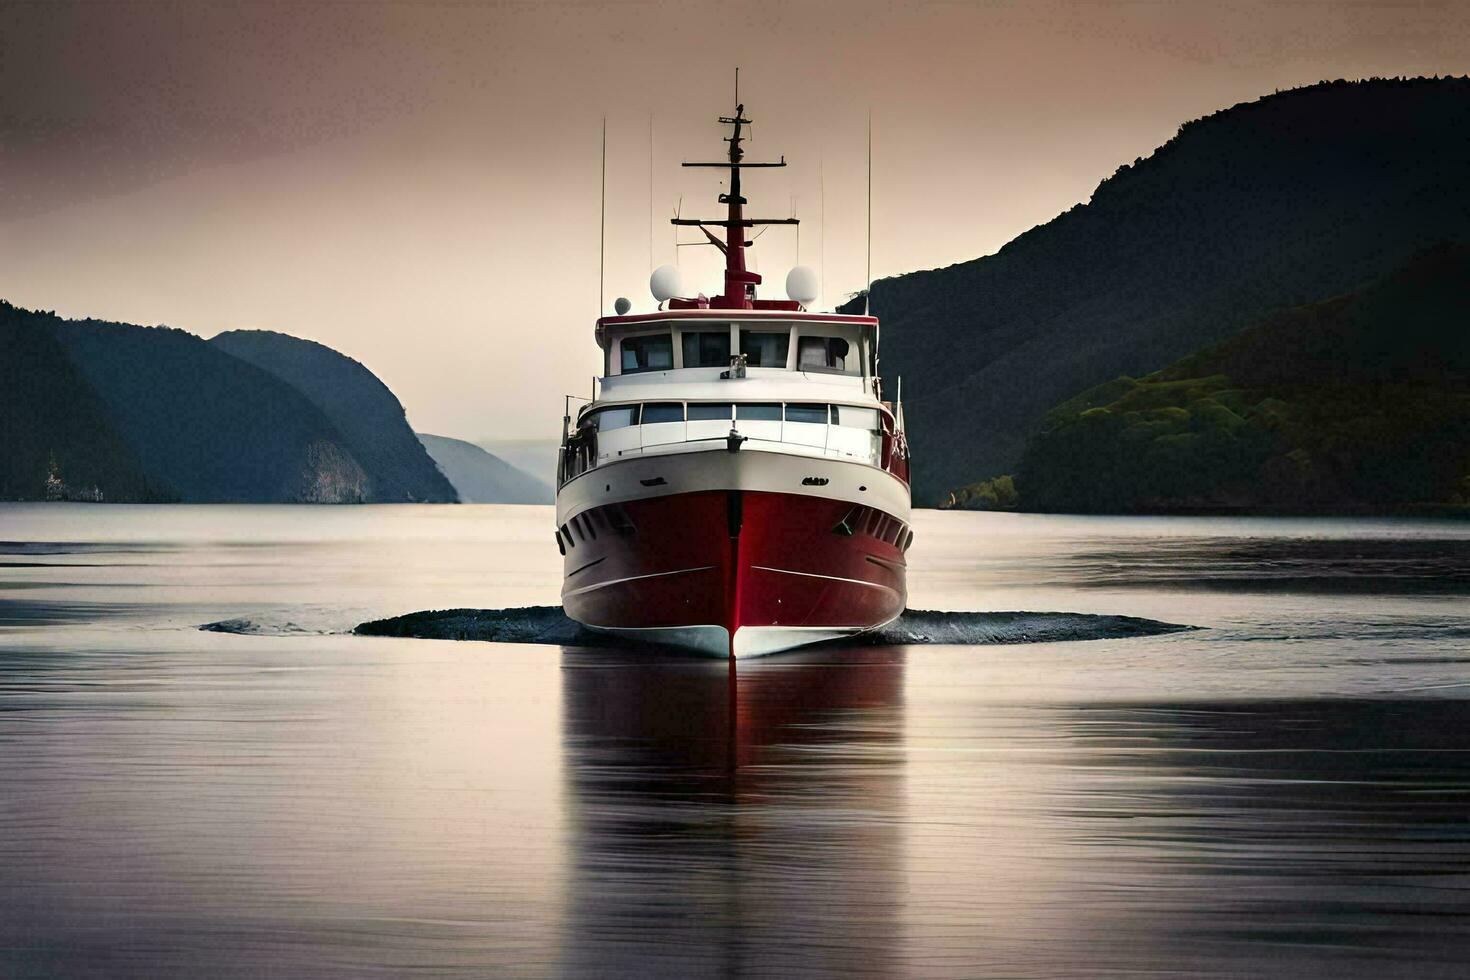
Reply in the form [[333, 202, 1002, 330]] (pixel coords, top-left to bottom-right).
[[595, 311, 877, 382]]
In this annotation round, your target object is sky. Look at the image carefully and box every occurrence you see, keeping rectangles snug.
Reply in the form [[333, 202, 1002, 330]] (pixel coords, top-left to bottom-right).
[[3, 0, 1469, 442]]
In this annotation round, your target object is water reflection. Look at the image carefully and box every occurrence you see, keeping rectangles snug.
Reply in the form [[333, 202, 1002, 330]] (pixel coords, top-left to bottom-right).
[[1060, 698, 1470, 973], [559, 648, 906, 977], [0, 634, 568, 980], [898, 691, 1470, 976], [7, 507, 1470, 977], [1065, 536, 1470, 594]]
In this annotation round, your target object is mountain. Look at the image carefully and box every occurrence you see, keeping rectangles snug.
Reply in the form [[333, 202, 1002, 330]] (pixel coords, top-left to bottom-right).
[[1, 302, 161, 501], [417, 434, 552, 504], [46, 312, 371, 502], [475, 438, 559, 490], [845, 77, 1470, 504], [2, 301, 457, 503], [949, 244, 1470, 514], [210, 330, 456, 503]]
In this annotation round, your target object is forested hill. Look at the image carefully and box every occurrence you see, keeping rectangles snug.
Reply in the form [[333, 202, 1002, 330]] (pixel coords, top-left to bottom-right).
[[846, 76, 1470, 504], [50, 315, 371, 502], [1, 302, 160, 501], [211, 330, 456, 503], [951, 244, 1470, 514], [1, 302, 456, 503]]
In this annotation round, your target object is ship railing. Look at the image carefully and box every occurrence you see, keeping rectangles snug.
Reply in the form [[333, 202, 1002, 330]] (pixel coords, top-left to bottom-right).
[[558, 432, 889, 488], [558, 403, 900, 488], [594, 423, 881, 468]]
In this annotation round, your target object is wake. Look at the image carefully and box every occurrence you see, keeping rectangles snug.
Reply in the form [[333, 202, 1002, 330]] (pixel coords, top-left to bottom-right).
[[346, 606, 1194, 647]]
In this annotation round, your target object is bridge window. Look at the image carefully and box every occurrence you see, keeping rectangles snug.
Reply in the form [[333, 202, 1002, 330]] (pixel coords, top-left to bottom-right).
[[833, 405, 880, 429], [642, 402, 685, 423], [586, 405, 638, 430], [784, 403, 829, 424], [739, 330, 790, 368], [798, 336, 857, 375], [680, 329, 731, 368], [736, 403, 782, 421], [688, 403, 733, 421], [621, 334, 674, 374]]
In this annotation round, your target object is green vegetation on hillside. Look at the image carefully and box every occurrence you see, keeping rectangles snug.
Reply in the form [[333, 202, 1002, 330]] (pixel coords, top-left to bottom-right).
[[843, 76, 1470, 504], [946, 475, 1018, 511], [948, 244, 1470, 514]]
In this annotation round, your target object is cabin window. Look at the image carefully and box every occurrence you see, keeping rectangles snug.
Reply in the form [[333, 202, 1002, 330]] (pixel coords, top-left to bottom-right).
[[586, 405, 639, 430], [642, 402, 685, 424], [739, 330, 790, 368], [785, 403, 829, 424], [798, 336, 857, 375], [736, 403, 782, 421], [680, 329, 731, 368], [688, 403, 733, 421], [833, 405, 880, 430], [621, 334, 674, 373]]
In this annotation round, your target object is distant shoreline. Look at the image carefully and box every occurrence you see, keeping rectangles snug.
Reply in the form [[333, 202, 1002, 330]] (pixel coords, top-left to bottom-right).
[[943, 503, 1470, 519], [7, 498, 1468, 521]]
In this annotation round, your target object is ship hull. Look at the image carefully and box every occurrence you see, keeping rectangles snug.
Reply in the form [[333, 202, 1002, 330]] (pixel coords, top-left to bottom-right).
[[560, 487, 908, 658]]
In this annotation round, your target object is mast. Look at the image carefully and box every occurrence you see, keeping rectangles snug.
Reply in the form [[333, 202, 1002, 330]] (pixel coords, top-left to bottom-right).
[[672, 96, 799, 310], [720, 104, 753, 304]]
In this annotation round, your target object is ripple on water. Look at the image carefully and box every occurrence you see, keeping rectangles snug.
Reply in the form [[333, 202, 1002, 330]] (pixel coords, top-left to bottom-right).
[[337, 605, 1195, 649]]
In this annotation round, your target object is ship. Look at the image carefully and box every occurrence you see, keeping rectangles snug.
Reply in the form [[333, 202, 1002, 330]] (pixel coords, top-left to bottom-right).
[[555, 98, 912, 658]]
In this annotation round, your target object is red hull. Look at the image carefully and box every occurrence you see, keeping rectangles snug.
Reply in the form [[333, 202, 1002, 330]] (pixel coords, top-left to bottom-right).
[[559, 490, 908, 655]]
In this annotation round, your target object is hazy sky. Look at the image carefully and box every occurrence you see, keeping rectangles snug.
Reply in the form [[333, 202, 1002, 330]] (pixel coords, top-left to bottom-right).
[[4, 1, 1468, 442]]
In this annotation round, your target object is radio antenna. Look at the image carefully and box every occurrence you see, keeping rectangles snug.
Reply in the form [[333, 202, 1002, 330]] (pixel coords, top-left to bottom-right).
[[865, 109, 872, 317], [793, 194, 799, 265], [648, 112, 654, 275], [599, 116, 607, 315], [820, 151, 826, 312]]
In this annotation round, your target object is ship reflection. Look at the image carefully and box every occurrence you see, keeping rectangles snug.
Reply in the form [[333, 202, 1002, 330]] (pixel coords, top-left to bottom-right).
[[558, 647, 906, 978]]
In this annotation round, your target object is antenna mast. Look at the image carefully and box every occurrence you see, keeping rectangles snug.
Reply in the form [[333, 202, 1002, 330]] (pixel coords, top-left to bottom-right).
[[671, 75, 799, 309], [599, 117, 606, 315], [820, 152, 826, 312], [865, 110, 872, 317], [648, 113, 654, 275]]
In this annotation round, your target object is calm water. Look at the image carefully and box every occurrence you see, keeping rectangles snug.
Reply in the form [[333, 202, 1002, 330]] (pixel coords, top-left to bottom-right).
[[2, 504, 1470, 978]]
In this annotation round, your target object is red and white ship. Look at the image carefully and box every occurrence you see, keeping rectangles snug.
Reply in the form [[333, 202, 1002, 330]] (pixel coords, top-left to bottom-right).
[[555, 99, 911, 658]]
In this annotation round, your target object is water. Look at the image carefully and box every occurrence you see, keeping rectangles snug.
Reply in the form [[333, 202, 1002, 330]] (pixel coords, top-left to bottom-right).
[[2, 504, 1470, 978]]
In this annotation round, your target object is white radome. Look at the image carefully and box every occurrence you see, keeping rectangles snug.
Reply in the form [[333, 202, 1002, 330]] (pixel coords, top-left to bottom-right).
[[785, 265, 820, 306], [650, 265, 683, 303]]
